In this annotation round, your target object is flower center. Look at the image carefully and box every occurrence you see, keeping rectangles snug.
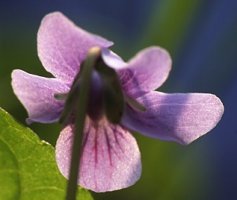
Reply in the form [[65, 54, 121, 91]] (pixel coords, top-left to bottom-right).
[[88, 58, 125, 123], [87, 70, 104, 121], [54, 48, 146, 125]]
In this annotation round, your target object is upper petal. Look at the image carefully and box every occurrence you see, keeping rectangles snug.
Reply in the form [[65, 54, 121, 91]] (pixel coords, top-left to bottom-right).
[[37, 12, 113, 83], [122, 91, 224, 145], [56, 118, 141, 192], [118, 46, 172, 95], [11, 70, 69, 124]]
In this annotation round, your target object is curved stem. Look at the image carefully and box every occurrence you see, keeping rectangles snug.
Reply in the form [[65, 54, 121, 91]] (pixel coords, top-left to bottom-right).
[[65, 47, 101, 200]]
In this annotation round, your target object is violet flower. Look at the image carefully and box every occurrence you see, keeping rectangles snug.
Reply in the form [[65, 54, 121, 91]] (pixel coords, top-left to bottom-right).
[[11, 12, 224, 192]]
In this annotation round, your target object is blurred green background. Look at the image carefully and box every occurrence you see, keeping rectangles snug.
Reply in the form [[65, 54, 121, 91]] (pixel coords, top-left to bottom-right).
[[0, 0, 236, 199]]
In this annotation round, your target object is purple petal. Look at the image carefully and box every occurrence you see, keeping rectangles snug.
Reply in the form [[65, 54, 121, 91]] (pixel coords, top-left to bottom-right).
[[119, 46, 171, 95], [11, 70, 69, 124], [101, 48, 127, 70], [55, 118, 141, 192], [37, 12, 113, 83], [122, 91, 224, 145]]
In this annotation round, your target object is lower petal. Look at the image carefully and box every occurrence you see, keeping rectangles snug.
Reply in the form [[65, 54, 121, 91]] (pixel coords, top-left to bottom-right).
[[55, 118, 141, 192], [122, 91, 224, 145], [11, 70, 69, 123]]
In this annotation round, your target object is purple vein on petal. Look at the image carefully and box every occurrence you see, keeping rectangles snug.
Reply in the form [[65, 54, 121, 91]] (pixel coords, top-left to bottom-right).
[[56, 114, 141, 192], [109, 125, 125, 155], [104, 127, 113, 166], [94, 126, 98, 165], [111, 127, 125, 159]]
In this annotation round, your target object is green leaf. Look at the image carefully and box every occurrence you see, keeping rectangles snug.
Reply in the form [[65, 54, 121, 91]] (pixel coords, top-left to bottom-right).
[[0, 108, 93, 200]]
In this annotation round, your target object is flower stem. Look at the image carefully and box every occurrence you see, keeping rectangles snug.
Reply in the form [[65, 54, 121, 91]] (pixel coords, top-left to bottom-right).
[[65, 47, 101, 200]]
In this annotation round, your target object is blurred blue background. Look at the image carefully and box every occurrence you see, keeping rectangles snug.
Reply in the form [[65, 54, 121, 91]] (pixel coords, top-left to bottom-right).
[[0, 0, 237, 199]]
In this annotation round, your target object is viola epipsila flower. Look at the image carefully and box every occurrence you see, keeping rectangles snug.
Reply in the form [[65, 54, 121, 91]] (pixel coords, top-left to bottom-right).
[[11, 12, 224, 192]]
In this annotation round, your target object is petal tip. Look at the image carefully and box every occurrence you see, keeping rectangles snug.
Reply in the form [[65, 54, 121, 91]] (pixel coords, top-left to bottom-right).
[[149, 45, 172, 74], [11, 69, 24, 79], [40, 11, 65, 22], [11, 69, 26, 92], [178, 94, 224, 145]]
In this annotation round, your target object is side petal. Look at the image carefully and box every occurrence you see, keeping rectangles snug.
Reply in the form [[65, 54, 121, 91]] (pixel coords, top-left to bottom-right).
[[55, 118, 141, 192], [122, 91, 224, 145], [119, 46, 172, 95], [38, 12, 113, 83], [11, 70, 69, 124]]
